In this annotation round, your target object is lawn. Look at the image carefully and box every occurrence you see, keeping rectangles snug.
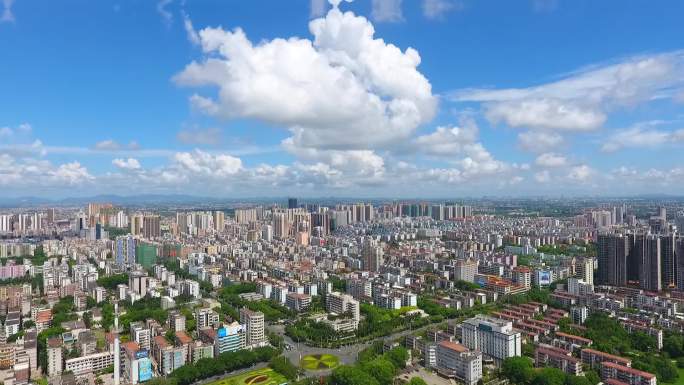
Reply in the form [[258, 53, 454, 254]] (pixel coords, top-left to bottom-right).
[[663, 367, 684, 385], [300, 354, 340, 370], [205, 368, 288, 385]]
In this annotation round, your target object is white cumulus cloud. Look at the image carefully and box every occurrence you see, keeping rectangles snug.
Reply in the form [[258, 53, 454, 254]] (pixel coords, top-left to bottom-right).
[[601, 123, 684, 152], [422, 0, 462, 20], [567, 164, 593, 182], [517, 130, 564, 153], [112, 158, 141, 171], [415, 122, 479, 156], [371, 0, 403, 22], [174, 1, 436, 151], [1, 0, 14, 23], [452, 51, 684, 132], [535, 152, 567, 168]]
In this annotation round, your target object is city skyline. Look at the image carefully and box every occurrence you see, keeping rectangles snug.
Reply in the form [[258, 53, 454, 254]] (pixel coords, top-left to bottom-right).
[[2, 0, 684, 198]]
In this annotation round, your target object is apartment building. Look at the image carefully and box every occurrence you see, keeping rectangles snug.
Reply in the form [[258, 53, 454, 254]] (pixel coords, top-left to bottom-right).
[[436, 341, 482, 385], [461, 315, 522, 362]]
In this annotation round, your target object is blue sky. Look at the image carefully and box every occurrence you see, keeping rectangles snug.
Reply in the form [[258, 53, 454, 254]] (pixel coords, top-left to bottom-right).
[[1, 0, 683, 198]]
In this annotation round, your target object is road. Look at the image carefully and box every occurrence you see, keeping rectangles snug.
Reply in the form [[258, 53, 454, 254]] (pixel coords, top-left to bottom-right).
[[268, 320, 441, 375]]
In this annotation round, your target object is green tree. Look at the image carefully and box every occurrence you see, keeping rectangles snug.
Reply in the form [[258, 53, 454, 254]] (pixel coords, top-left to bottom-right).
[[408, 378, 428, 385], [501, 357, 535, 385], [269, 356, 299, 380], [564, 375, 591, 385], [97, 273, 128, 290], [532, 368, 566, 385], [83, 312, 93, 328], [676, 357, 684, 369], [330, 365, 380, 385], [664, 333, 684, 358], [522, 343, 535, 357], [165, 330, 176, 343], [584, 370, 600, 385], [385, 346, 409, 369], [631, 332, 657, 352], [361, 357, 397, 385]]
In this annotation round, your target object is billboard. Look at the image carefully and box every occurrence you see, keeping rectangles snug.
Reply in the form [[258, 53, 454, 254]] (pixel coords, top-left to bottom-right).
[[474, 275, 487, 287], [138, 358, 152, 382], [537, 271, 552, 286], [135, 349, 149, 359], [173, 350, 184, 367]]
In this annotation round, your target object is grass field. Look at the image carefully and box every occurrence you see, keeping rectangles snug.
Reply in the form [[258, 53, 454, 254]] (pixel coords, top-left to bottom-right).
[[205, 368, 288, 385], [663, 367, 684, 385], [300, 354, 340, 370]]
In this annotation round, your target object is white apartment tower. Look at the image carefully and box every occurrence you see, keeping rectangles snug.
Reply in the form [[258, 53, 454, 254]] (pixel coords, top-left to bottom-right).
[[461, 315, 521, 362], [240, 308, 265, 348]]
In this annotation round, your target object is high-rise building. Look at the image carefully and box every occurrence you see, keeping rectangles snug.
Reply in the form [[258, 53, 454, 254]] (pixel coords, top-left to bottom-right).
[[142, 215, 160, 239], [676, 213, 684, 233], [512, 266, 532, 288], [570, 306, 589, 325], [576, 257, 594, 286], [454, 259, 478, 283], [677, 238, 684, 290], [616, 205, 625, 225], [130, 322, 151, 351], [272, 212, 289, 239], [239, 308, 265, 348], [597, 233, 630, 286], [213, 323, 245, 355], [288, 198, 298, 209], [212, 211, 225, 232], [135, 243, 157, 269], [436, 341, 482, 385], [661, 234, 676, 289], [326, 292, 360, 321], [129, 271, 148, 296], [47, 337, 63, 376], [167, 311, 186, 333], [461, 315, 521, 362], [659, 207, 667, 221], [633, 234, 661, 292], [261, 225, 273, 242], [130, 214, 144, 236], [195, 308, 220, 330], [47, 208, 56, 224], [116, 235, 136, 266], [362, 237, 383, 272]]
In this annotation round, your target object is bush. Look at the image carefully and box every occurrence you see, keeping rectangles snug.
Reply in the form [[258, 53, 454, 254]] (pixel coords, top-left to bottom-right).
[[270, 356, 299, 380], [677, 357, 684, 369]]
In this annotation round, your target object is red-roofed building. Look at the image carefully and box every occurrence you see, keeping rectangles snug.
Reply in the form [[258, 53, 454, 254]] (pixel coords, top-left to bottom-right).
[[436, 341, 482, 385], [535, 345, 582, 375], [581, 348, 631, 370], [602, 361, 657, 385]]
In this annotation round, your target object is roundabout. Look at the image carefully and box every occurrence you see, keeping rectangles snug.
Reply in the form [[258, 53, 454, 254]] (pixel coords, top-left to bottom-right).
[[300, 354, 340, 371]]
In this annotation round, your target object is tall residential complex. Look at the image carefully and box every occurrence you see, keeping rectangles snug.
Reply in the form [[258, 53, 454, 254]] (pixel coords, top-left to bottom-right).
[[362, 237, 383, 272], [598, 231, 684, 291], [633, 234, 662, 292], [597, 233, 630, 287]]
